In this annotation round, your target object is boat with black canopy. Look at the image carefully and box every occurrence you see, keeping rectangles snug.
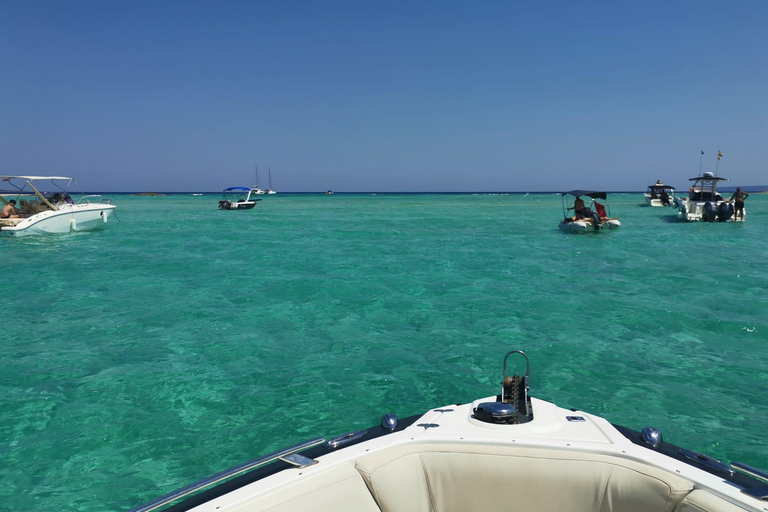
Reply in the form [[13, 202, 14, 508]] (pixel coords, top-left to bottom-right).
[[559, 190, 620, 232], [673, 172, 742, 222], [645, 181, 676, 207]]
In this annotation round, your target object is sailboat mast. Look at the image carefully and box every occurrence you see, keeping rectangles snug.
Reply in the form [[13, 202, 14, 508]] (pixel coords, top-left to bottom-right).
[[254, 164, 261, 188], [268, 166, 272, 189]]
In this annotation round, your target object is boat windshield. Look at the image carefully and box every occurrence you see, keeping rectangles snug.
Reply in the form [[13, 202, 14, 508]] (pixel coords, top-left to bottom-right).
[[689, 178, 725, 201]]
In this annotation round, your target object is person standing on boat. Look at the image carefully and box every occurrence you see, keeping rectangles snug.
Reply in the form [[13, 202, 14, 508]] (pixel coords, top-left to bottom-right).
[[568, 196, 586, 220], [731, 187, 749, 220], [0, 200, 19, 218]]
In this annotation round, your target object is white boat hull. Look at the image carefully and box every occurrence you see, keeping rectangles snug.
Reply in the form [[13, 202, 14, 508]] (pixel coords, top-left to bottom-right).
[[219, 200, 258, 210], [0, 203, 116, 237], [644, 194, 674, 207], [559, 218, 621, 232], [674, 198, 744, 222]]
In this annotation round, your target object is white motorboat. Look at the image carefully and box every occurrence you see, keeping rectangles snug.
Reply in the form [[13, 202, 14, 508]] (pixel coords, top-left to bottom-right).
[[673, 172, 742, 222], [0, 175, 116, 237], [218, 187, 262, 210], [559, 190, 621, 232], [645, 182, 676, 207], [129, 350, 768, 512]]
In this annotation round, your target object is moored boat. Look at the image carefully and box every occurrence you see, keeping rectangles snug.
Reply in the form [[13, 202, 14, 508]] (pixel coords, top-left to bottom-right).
[[673, 172, 742, 222], [559, 190, 620, 232], [218, 187, 261, 210], [645, 181, 676, 207], [128, 350, 768, 512], [0, 175, 116, 237]]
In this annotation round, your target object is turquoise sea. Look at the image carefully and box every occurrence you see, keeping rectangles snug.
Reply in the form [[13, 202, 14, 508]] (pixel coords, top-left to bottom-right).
[[2, 193, 767, 511]]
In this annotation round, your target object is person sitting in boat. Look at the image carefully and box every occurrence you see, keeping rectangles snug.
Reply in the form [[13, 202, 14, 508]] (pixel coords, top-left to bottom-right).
[[0, 200, 19, 218], [659, 189, 671, 205], [568, 196, 587, 220]]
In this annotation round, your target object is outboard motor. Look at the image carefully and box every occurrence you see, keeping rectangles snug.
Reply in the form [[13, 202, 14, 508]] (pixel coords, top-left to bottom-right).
[[582, 207, 601, 230], [218, 199, 232, 210], [473, 350, 533, 425], [717, 202, 734, 222], [703, 202, 717, 222], [673, 196, 687, 214]]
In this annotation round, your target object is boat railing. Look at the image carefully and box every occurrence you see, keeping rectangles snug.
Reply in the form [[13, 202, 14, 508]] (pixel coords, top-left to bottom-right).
[[128, 437, 326, 512], [76, 195, 113, 205]]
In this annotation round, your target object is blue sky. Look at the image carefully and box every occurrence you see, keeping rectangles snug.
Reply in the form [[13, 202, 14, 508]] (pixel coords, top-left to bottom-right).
[[1, 1, 766, 192]]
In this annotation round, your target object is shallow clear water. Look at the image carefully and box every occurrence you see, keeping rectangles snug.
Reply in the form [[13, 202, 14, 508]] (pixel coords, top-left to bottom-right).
[[2, 193, 767, 511]]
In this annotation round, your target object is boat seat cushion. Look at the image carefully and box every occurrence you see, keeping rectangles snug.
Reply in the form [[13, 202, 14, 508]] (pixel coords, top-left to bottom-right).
[[673, 490, 750, 512], [356, 443, 694, 512], [233, 462, 382, 512]]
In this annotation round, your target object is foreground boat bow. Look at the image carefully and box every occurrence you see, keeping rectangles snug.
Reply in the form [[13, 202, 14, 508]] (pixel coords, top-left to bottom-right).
[[129, 350, 768, 512]]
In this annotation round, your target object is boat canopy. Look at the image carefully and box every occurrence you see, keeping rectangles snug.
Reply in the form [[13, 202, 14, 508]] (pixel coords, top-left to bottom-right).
[[689, 176, 728, 181], [648, 184, 675, 190], [562, 190, 607, 199], [223, 187, 251, 192], [0, 176, 73, 181]]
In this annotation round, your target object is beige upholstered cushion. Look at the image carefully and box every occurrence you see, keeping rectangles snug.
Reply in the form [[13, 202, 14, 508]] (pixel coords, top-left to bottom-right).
[[232, 463, 381, 512], [674, 490, 750, 512], [356, 444, 694, 512]]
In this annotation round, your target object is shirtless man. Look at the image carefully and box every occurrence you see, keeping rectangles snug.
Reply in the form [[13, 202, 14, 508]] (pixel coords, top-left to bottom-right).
[[731, 187, 749, 220], [0, 200, 19, 218]]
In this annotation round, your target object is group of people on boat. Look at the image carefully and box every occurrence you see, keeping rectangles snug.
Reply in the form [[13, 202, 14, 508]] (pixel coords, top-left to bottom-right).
[[567, 196, 606, 223]]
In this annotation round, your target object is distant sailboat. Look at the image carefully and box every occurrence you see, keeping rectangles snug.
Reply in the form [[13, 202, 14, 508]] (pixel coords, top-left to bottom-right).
[[265, 167, 277, 194], [253, 165, 265, 195]]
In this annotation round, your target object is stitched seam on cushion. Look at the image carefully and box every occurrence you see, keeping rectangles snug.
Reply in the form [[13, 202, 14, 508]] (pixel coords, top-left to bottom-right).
[[355, 467, 382, 506], [596, 467, 611, 512], [419, 452, 437, 512]]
